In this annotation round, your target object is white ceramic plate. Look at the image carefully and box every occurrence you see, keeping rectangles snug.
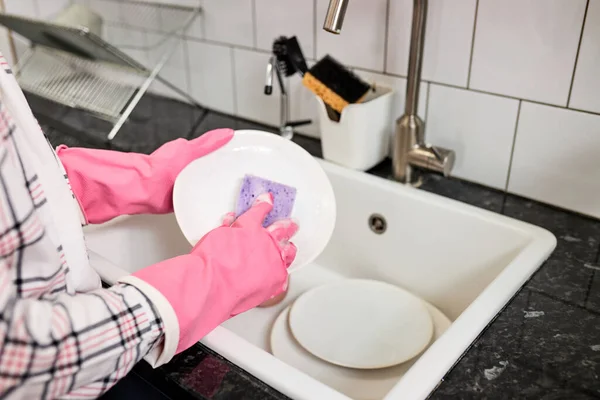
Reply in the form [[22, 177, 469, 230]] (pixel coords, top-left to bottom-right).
[[173, 130, 336, 271], [288, 279, 434, 369], [271, 302, 451, 400]]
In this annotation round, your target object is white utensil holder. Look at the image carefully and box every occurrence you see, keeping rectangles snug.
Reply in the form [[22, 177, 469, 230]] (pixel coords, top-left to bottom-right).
[[316, 85, 394, 171]]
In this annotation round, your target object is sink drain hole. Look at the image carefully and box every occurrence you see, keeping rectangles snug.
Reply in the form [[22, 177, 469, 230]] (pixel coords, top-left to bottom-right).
[[369, 214, 387, 234]]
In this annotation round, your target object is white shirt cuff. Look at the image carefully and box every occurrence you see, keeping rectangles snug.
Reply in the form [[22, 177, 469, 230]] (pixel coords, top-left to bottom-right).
[[118, 275, 180, 367]]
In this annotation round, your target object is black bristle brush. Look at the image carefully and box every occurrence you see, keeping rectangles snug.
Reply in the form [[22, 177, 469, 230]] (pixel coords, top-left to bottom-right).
[[272, 36, 309, 77], [284, 36, 308, 76], [302, 54, 372, 114], [272, 36, 296, 77]]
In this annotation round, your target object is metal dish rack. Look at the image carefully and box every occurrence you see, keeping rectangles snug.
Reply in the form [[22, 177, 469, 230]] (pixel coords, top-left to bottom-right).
[[0, 0, 201, 141]]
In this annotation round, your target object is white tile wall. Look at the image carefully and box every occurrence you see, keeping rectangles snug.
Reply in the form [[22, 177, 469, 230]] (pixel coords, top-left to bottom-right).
[[38, 0, 70, 19], [4, 0, 38, 17], [187, 40, 235, 114], [2, 0, 600, 217], [233, 47, 280, 125], [354, 68, 428, 155], [120, 2, 160, 31], [569, 0, 600, 113], [87, 0, 123, 23], [255, 0, 315, 59], [0, 28, 14, 65], [469, 0, 586, 106], [387, 0, 477, 86], [202, 0, 254, 48], [288, 64, 320, 138], [509, 103, 600, 218], [427, 84, 519, 189], [315, 0, 388, 72]]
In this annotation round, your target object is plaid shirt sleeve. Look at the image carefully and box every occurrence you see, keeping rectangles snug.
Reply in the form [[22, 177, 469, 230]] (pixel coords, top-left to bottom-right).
[[0, 62, 166, 399]]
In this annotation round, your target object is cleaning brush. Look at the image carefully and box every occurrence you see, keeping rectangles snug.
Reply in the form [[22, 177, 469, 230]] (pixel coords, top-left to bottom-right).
[[302, 54, 372, 113], [284, 36, 308, 76], [272, 36, 295, 77]]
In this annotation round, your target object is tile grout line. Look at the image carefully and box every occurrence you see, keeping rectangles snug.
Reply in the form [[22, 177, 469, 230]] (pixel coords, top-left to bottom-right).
[[424, 81, 431, 122], [186, 36, 271, 55], [427, 79, 600, 118], [466, 0, 480, 89], [137, 30, 600, 120], [503, 100, 522, 195], [382, 0, 391, 74], [566, 0, 590, 108]]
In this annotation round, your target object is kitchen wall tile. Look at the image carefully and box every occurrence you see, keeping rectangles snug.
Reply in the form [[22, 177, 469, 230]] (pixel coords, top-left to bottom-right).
[[289, 60, 320, 138], [149, 38, 189, 101], [315, 0, 387, 71], [203, 0, 254, 47], [569, 0, 600, 113], [469, 0, 586, 106], [107, 26, 148, 65], [105, 26, 146, 49], [87, 0, 122, 23], [4, 0, 38, 17], [12, 0, 596, 218], [11, 35, 31, 61], [0, 29, 15, 66], [255, 0, 314, 59], [508, 102, 600, 218], [120, 2, 161, 31], [354, 69, 428, 156], [187, 39, 235, 114], [386, 0, 476, 87], [426, 84, 519, 189], [37, 0, 70, 20], [159, 6, 195, 33], [185, 10, 204, 40], [355, 69, 428, 122], [140, 0, 200, 6], [233, 48, 279, 125]]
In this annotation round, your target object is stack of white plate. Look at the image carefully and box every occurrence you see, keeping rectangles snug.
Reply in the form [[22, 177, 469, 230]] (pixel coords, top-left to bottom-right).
[[270, 279, 452, 400]]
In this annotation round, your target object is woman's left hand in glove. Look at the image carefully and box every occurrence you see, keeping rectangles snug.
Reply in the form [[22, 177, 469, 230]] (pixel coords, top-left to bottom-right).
[[57, 128, 234, 224]]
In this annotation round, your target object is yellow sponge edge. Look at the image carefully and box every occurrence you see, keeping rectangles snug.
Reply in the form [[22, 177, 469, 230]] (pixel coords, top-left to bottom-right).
[[302, 72, 357, 113]]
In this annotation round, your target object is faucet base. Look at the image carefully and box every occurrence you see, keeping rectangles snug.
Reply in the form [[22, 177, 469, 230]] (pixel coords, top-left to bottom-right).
[[392, 114, 456, 184], [392, 114, 422, 184]]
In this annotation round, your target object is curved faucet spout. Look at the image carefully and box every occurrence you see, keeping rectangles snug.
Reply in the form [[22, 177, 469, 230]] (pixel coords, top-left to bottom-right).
[[323, 0, 350, 34]]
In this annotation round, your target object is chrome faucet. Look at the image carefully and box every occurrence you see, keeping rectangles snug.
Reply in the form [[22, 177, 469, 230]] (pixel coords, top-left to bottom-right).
[[265, 55, 311, 140], [323, 0, 455, 184]]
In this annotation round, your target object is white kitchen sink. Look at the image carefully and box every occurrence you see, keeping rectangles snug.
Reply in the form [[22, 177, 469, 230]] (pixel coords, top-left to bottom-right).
[[84, 159, 556, 400]]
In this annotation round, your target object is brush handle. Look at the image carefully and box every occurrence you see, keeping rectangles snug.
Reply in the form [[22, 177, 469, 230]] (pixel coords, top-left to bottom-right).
[[286, 119, 312, 128]]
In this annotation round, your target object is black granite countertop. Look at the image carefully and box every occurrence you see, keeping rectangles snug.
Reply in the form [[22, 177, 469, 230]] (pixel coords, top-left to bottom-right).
[[28, 93, 600, 399]]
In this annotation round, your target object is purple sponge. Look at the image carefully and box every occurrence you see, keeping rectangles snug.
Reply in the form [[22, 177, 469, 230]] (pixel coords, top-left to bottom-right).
[[235, 174, 297, 227]]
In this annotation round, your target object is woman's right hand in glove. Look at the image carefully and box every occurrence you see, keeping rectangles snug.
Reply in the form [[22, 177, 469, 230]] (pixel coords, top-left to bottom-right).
[[118, 192, 298, 363]]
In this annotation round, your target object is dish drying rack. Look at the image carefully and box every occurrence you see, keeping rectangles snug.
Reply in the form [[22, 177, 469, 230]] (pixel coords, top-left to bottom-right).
[[0, 0, 201, 141]]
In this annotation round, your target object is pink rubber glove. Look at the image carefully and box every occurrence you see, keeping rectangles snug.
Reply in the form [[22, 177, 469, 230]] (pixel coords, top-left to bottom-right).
[[57, 128, 234, 224], [122, 193, 298, 354]]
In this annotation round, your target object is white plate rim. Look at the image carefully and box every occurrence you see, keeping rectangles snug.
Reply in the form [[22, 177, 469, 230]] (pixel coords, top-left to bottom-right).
[[287, 279, 434, 369], [172, 129, 337, 272], [270, 299, 451, 400]]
